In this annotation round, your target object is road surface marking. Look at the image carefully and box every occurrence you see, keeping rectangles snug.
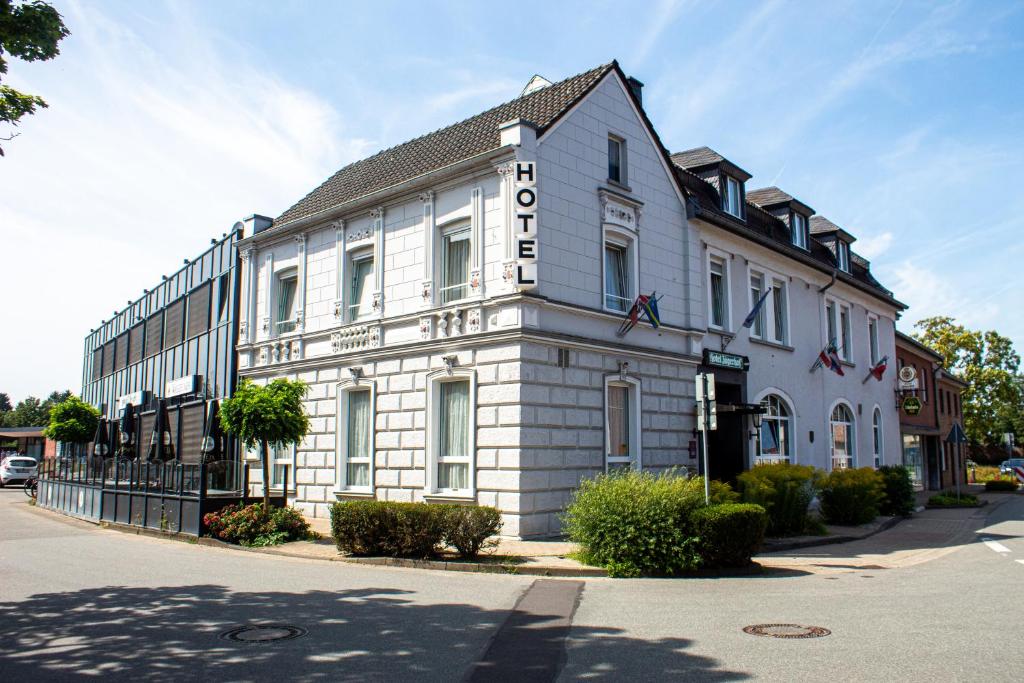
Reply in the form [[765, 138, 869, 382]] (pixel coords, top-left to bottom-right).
[[981, 538, 1011, 554]]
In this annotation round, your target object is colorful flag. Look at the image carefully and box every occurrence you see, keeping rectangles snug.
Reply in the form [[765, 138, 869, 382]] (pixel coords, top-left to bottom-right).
[[742, 288, 771, 329], [641, 293, 661, 329], [863, 355, 888, 383], [827, 342, 845, 376]]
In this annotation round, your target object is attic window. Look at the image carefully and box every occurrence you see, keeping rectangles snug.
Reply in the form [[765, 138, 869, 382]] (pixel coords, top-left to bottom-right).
[[608, 135, 626, 185], [791, 213, 809, 250], [723, 176, 743, 219], [836, 241, 850, 273]]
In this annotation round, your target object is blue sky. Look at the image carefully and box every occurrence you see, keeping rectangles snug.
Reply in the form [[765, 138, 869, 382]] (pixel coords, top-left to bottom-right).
[[1, 0, 1022, 401]]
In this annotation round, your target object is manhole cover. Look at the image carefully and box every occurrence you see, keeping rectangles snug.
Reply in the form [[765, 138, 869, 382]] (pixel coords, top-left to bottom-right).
[[743, 624, 831, 639], [220, 624, 307, 644]]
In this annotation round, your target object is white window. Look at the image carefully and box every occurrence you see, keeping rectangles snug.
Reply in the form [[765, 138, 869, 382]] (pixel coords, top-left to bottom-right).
[[872, 408, 883, 468], [604, 242, 630, 312], [771, 278, 788, 344], [337, 385, 374, 491], [348, 252, 374, 320], [608, 135, 626, 185], [440, 225, 471, 304], [791, 213, 808, 249], [275, 271, 298, 335], [426, 370, 475, 496], [749, 272, 766, 338], [605, 375, 641, 470], [836, 241, 850, 272], [269, 443, 295, 490], [825, 300, 837, 346], [839, 305, 852, 361], [758, 394, 792, 463], [723, 176, 743, 218], [868, 317, 880, 365], [830, 404, 855, 470], [709, 256, 729, 329]]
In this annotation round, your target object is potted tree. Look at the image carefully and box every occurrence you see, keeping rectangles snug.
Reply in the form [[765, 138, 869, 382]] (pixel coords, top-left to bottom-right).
[[43, 396, 100, 475], [219, 378, 309, 510]]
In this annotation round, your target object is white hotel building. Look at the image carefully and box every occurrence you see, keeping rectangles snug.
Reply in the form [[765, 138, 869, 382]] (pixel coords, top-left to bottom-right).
[[234, 62, 906, 537]]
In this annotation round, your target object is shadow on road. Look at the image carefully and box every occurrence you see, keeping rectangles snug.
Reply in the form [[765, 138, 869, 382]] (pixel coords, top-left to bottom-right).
[[0, 583, 751, 681]]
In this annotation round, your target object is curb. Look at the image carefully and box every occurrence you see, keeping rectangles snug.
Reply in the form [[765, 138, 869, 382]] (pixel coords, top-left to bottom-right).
[[759, 515, 904, 554]]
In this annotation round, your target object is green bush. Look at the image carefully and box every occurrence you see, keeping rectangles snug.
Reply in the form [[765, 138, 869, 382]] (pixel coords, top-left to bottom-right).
[[984, 479, 1019, 492], [203, 503, 316, 547], [442, 505, 503, 558], [737, 463, 819, 536], [562, 470, 729, 577], [928, 491, 979, 507], [817, 467, 886, 526], [691, 503, 768, 568], [329, 501, 503, 559], [877, 465, 915, 516]]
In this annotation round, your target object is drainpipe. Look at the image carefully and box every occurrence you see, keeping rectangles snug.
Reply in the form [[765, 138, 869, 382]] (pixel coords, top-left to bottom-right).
[[818, 270, 838, 293]]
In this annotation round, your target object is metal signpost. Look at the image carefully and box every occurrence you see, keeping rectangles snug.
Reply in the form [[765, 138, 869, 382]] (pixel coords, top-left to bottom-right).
[[945, 422, 968, 500], [695, 372, 716, 504]]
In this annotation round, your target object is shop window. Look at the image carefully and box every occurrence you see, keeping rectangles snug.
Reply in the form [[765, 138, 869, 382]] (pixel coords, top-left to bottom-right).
[[830, 403, 855, 470]]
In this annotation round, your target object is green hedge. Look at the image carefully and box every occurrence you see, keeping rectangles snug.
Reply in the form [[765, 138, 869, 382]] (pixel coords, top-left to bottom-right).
[[691, 503, 768, 568], [329, 501, 502, 559], [737, 463, 819, 536], [877, 465, 915, 516], [985, 479, 1019, 492], [817, 467, 886, 526], [563, 470, 734, 577], [928, 491, 979, 507], [203, 503, 317, 547]]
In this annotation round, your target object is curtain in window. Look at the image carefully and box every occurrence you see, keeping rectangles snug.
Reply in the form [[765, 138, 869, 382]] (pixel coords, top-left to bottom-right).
[[759, 395, 790, 460], [350, 258, 374, 318], [710, 262, 726, 327], [605, 245, 628, 311], [438, 381, 469, 489], [831, 405, 854, 469], [277, 278, 297, 327], [749, 275, 764, 337], [442, 231, 470, 303], [347, 391, 370, 487], [772, 284, 786, 342], [607, 385, 629, 462]]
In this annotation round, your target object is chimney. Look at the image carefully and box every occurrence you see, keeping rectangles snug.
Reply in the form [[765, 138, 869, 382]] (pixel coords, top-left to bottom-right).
[[242, 214, 273, 235], [626, 76, 644, 105]]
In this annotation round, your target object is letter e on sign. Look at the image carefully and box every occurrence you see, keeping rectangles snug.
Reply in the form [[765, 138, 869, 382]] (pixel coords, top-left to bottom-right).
[[515, 186, 537, 212], [516, 237, 537, 261], [514, 161, 536, 185]]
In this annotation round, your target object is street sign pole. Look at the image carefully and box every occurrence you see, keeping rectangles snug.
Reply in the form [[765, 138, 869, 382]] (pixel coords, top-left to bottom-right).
[[696, 373, 716, 505], [955, 440, 962, 500]]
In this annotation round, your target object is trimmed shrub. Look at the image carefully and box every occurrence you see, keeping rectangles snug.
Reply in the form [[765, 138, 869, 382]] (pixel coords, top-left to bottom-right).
[[737, 463, 819, 536], [563, 470, 721, 577], [878, 465, 915, 516], [442, 505, 503, 559], [928, 491, 979, 507], [691, 503, 768, 568], [330, 501, 502, 559], [817, 467, 886, 526], [203, 503, 316, 547], [985, 479, 1019, 492]]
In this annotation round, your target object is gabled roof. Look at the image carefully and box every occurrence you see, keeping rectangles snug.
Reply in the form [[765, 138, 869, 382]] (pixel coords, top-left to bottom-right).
[[810, 215, 856, 243], [746, 186, 814, 216], [670, 146, 752, 181], [274, 62, 617, 227]]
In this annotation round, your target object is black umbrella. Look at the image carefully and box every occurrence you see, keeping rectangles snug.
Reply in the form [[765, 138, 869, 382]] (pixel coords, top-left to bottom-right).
[[199, 400, 224, 464], [148, 400, 175, 463], [117, 403, 136, 460], [92, 418, 110, 458]]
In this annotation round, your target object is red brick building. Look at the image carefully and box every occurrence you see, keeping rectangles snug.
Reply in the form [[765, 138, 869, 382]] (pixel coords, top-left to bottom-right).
[[894, 332, 967, 490]]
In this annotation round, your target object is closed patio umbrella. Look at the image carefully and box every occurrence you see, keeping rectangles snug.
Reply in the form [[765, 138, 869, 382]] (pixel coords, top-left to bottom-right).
[[148, 400, 175, 463], [92, 418, 110, 458], [200, 400, 224, 464], [117, 404, 136, 460]]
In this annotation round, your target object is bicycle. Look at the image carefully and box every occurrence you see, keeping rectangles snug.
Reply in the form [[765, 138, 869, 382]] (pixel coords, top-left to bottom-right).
[[23, 476, 37, 499]]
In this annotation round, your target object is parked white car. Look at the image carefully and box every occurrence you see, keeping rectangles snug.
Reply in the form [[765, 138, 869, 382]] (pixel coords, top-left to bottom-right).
[[0, 457, 38, 486]]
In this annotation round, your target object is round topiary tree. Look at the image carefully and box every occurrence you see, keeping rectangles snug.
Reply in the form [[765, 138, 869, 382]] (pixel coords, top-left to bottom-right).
[[43, 396, 100, 458], [219, 379, 309, 510]]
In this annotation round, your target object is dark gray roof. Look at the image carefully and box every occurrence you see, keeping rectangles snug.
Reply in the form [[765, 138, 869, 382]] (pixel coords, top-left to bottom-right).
[[670, 146, 725, 168], [809, 215, 843, 234], [746, 186, 793, 206], [275, 62, 616, 227]]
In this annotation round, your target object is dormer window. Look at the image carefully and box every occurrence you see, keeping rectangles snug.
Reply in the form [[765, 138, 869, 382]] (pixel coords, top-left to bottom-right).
[[791, 213, 809, 250], [836, 241, 850, 272], [723, 175, 743, 218]]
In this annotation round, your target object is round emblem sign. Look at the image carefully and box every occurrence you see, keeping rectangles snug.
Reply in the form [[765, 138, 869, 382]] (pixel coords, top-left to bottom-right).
[[903, 396, 922, 416], [898, 366, 917, 383]]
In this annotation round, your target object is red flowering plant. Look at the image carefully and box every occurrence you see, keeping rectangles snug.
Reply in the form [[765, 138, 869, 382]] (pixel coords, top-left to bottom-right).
[[203, 502, 317, 547]]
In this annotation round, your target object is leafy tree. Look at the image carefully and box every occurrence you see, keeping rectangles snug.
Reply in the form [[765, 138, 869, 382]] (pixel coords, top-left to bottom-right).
[[219, 379, 309, 510], [914, 316, 1024, 445], [0, 392, 12, 413], [3, 395, 48, 427], [0, 0, 70, 155], [43, 395, 99, 445]]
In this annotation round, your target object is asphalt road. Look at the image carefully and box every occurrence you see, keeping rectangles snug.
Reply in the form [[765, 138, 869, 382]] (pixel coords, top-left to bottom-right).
[[1, 489, 1022, 681]]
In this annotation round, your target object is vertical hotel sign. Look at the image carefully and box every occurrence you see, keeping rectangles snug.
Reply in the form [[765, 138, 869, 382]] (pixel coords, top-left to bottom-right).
[[513, 161, 538, 290]]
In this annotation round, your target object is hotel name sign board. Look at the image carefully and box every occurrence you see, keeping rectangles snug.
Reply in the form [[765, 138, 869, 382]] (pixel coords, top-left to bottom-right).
[[513, 161, 538, 290], [703, 349, 750, 372]]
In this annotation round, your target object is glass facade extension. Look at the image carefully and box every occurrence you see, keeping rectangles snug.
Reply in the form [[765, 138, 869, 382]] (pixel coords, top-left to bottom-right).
[[80, 230, 241, 464]]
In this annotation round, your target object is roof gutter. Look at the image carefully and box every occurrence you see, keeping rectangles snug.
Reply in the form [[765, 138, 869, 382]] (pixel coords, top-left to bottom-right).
[[818, 270, 837, 293]]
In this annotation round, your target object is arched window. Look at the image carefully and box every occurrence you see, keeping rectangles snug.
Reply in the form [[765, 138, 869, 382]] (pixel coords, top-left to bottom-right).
[[830, 404, 855, 470], [758, 394, 792, 463], [872, 408, 883, 469]]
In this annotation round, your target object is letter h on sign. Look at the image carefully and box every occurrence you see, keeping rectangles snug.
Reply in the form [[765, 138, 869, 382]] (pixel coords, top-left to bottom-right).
[[513, 161, 538, 290]]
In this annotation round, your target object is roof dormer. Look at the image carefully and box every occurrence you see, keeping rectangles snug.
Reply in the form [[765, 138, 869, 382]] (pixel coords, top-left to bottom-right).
[[746, 186, 814, 250], [810, 215, 857, 273], [670, 146, 752, 221]]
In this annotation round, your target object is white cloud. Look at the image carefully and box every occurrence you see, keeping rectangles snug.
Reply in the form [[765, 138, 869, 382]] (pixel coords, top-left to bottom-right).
[[855, 231, 894, 260]]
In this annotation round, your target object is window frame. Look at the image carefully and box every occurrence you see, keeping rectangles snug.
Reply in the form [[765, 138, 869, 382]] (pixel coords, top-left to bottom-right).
[[872, 406, 883, 468], [707, 250, 732, 331], [335, 380, 376, 494], [839, 304, 852, 361], [748, 270, 766, 339], [829, 402, 856, 471], [604, 373, 642, 471], [246, 442, 296, 493], [771, 276, 788, 345], [791, 212, 808, 250], [347, 248, 375, 321], [836, 241, 850, 272], [756, 392, 794, 464], [425, 368, 477, 498], [723, 175, 743, 218], [868, 315, 880, 366], [274, 267, 299, 336], [602, 226, 638, 316], [607, 134, 627, 185], [438, 222, 472, 305]]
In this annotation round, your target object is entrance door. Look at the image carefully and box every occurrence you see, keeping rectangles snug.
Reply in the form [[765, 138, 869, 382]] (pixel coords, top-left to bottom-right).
[[705, 382, 745, 484], [925, 437, 941, 490]]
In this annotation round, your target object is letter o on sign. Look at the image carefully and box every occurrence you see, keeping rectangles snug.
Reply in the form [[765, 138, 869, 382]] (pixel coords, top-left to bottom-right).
[[515, 187, 537, 211]]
